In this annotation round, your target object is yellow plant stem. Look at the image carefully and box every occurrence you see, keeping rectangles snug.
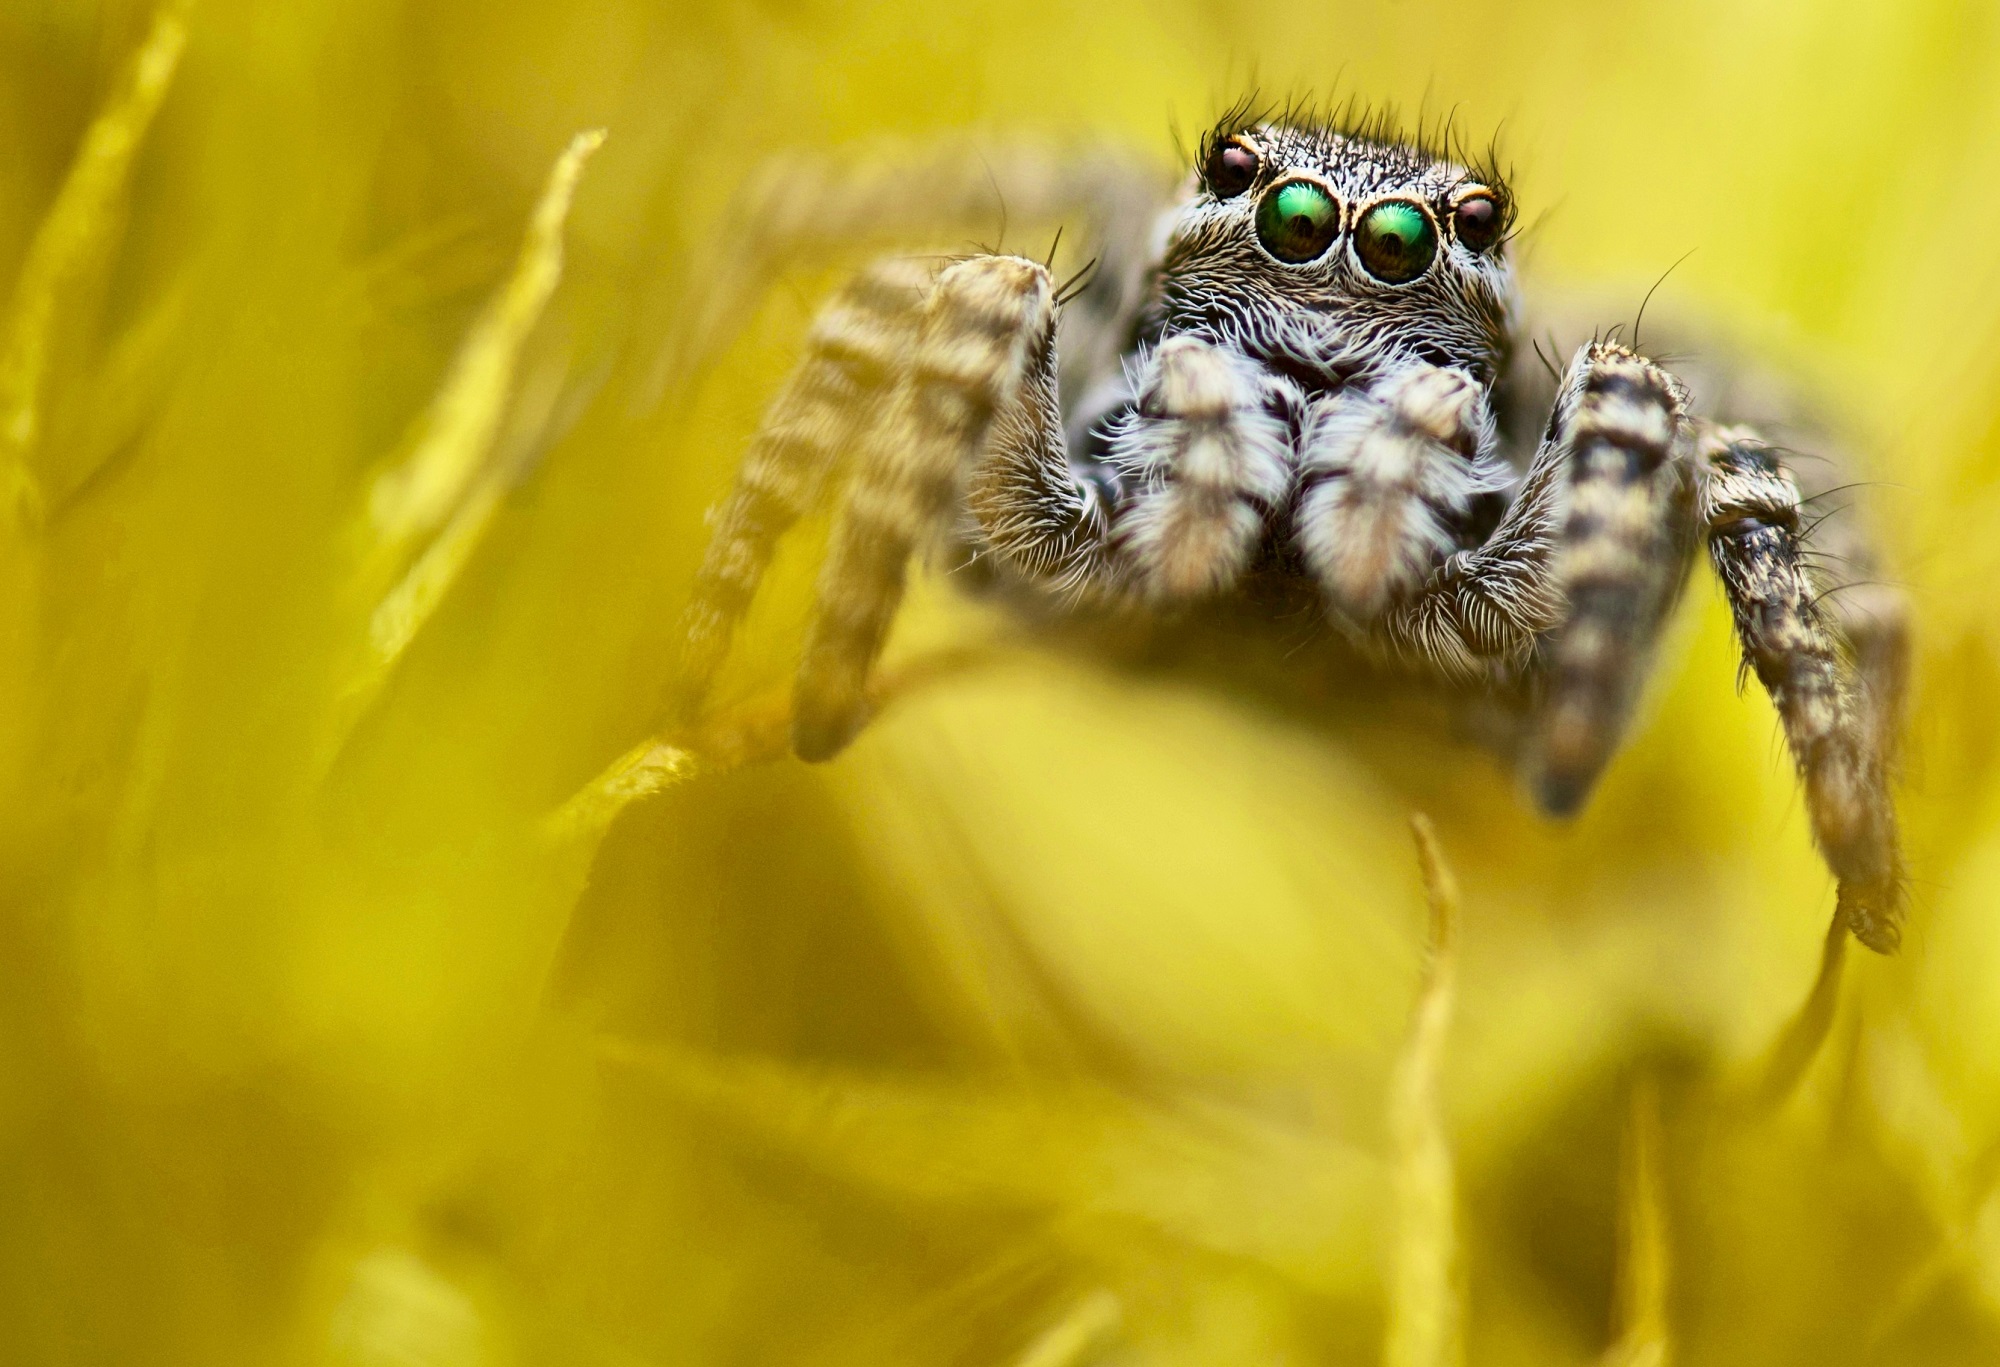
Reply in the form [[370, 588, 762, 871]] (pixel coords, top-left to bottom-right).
[[1601, 1075, 1671, 1367], [1741, 908, 1848, 1114], [544, 646, 996, 849], [1384, 814, 1463, 1367], [1010, 1290, 1121, 1367]]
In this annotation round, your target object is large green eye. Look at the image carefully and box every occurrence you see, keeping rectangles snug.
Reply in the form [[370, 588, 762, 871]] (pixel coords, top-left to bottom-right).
[[1354, 200, 1438, 283], [1255, 180, 1340, 264]]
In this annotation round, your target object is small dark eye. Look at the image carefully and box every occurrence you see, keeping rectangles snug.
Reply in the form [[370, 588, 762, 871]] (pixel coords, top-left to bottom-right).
[[1205, 139, 1260, 198], [1354, 200, 1438, 284], [1452, 193, 1504, 253], [1255, 179, 1340, 264]]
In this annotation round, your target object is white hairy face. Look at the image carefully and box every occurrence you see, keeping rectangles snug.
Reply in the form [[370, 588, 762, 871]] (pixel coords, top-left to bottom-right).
[[1155, 116, 1518, 389]]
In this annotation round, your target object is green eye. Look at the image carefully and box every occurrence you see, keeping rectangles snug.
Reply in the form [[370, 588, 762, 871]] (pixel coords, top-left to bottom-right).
[[1255, 180, 1340, 264], [1355, 200, 1438, 284]]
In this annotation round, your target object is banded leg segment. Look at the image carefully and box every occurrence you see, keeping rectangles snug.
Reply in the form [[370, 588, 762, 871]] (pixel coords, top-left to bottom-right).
[[966, 318, 1114, 595], [1113, 337, 1292, 600], [1377, 372, 1576, 681], [1598, 315, 1912, 767], [661, 142, 1168, 401], [671, 258, 933, 723], [973, 335, 1290, 604], [1363, 339, 1905, 950], [791, 256, 1056, 761], [1528, 344, 1694, 815], [1788, 452, 1910, 771], [1702, 429, 1903, 951], [1296, 365, 1505, 628]]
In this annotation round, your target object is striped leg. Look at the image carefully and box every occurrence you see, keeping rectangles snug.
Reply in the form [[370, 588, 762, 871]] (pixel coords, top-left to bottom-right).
[[1113, 337, 1292, 600], [658, 142, 1168, 401], [790, 255, 1056, 761], [670, 258, 933, 725], [1296, 364, 1508, 629], [1375, 346, 1906, 951], [1590, 312, 1913, 771], [1370, 346, 1686, 702], [971, 335, 1290, 604], [1701, 428, 1903, 951], [1789, 451, 1910, 770], [1526, 343, 1695, 815], [965, 306, 1117, 596]]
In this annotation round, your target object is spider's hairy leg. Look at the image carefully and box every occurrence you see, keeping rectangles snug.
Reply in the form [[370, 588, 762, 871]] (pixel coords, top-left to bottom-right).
[[1377, 414, 1569, 680], [663, 143, 1166, 390], [669, 257, 933, 724], [972, 336, 1290, 602], [1789, 455, 1910, 767], [1612, 316, 1913, 763], [1701, 428, 1903, 951], [1115, 337, 1291, 599], [790, 255, 1054, 761], [966, 319, 1113, 593], [1527, 343, 1694, 815], [1296, 365, 1501, 627]]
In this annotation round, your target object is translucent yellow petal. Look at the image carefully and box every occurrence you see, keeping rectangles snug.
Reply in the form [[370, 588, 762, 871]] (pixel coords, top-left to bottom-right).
[[364, 127, 605, 558], [0, 0, 189, 527], [599, 1037, 1385, 1295], [331, 129, 604, 748]]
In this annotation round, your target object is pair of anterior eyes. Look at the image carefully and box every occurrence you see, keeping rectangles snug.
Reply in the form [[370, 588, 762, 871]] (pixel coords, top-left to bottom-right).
[[1208, 139, 1505, 283]]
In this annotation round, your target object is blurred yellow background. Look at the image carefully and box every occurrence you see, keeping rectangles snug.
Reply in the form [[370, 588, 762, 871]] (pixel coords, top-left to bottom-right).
[[5, 0, 2000, 1363]]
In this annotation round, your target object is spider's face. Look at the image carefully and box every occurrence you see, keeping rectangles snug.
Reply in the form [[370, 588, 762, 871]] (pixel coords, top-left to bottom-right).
[[1158, 119, 1517, 389]]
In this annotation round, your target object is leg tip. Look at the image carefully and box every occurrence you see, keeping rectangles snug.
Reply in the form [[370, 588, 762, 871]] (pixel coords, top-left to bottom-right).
[[790, 700, 866, 763], [1838, 880, 1903, 955], [1528, 709, 1616, 819], [1532, 772, 1591, 819], [659, 682, 705, 736]]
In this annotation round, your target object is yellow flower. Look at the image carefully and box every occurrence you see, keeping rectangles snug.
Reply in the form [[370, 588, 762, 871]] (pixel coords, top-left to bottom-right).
[[5, 2, 2000, 1364]]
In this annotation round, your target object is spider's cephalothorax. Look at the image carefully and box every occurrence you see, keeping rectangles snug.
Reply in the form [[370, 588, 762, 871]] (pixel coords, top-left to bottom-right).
[[668, 105, 1909, 951], [1163, 119, 1515, 387]]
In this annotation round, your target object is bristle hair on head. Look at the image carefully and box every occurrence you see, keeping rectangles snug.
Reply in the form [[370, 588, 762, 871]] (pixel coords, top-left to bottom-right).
[[1196, 89, 1516, 231]]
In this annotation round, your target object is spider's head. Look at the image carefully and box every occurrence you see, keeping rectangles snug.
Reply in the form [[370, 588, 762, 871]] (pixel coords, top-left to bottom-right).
[[1158, 105, 1517, 390]]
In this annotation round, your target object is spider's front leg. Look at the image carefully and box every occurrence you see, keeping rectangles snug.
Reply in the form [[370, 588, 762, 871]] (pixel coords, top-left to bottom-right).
[[693, 253, 1285, 763], [1292, 364, 1509, 630], [971, 334, 1293, 602], [789, 255, 1059, 760], [672, 257, 935, 724], [1385, 340, 1904, 949], [790, 263, 1289, 756], [1531, 347, 1904, 948], [1526, 346, 1699, 814]]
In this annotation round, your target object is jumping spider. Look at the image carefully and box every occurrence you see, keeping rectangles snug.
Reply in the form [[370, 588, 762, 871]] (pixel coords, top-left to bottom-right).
[[669, 104, 1907, 952]]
